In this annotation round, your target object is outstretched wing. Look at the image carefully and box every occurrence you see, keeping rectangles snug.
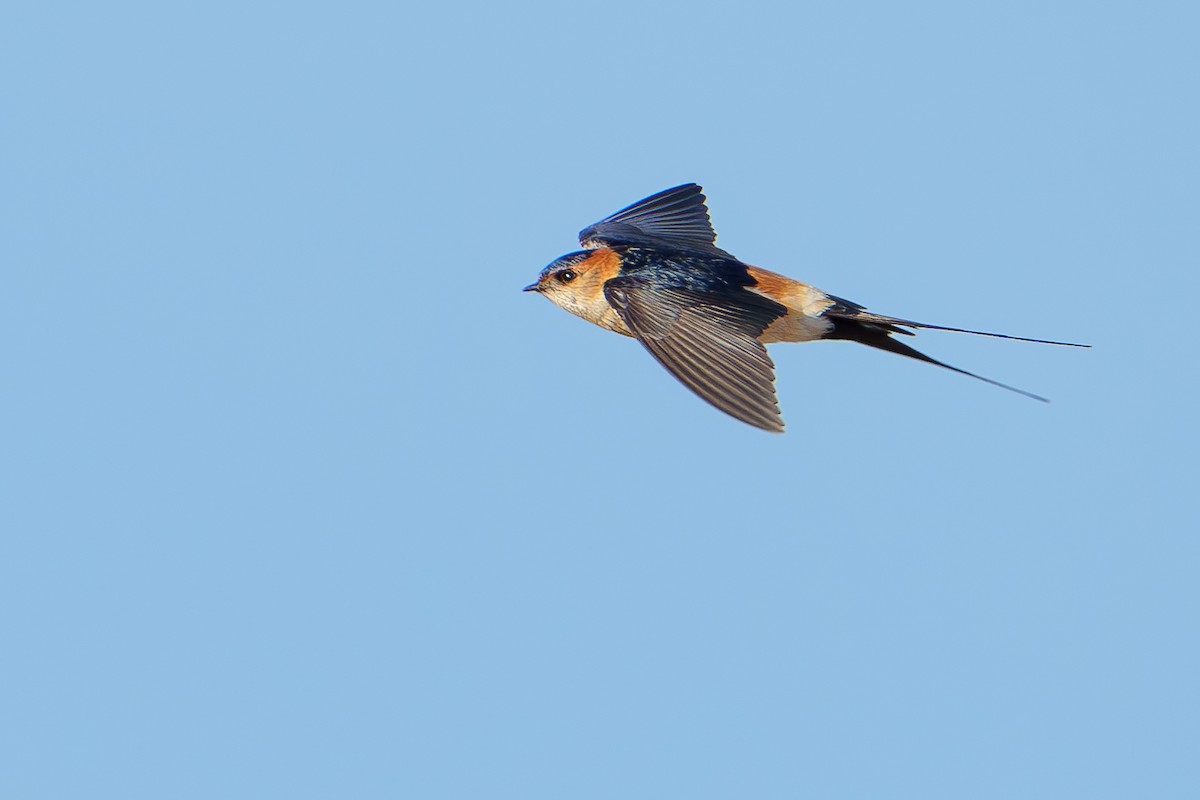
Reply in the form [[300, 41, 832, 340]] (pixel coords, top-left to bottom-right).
[[580, 184, 733, 257], [603, 275, 787, 432]]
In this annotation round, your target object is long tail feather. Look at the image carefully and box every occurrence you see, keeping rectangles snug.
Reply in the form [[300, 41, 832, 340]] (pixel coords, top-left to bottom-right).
[[834, 309, 1090, 348], [825, 315, 1060, 401], [856, 330, 1050, 402]]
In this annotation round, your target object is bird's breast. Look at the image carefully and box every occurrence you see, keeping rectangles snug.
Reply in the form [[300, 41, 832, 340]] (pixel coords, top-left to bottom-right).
[[585, 301, 633, 336]]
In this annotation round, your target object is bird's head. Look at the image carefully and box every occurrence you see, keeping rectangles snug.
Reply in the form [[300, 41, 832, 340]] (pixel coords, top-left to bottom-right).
[[523, 249, 619, 325]]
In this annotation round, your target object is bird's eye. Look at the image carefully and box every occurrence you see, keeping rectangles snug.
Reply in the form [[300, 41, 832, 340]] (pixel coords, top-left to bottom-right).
[[556, 269, 577, 283]]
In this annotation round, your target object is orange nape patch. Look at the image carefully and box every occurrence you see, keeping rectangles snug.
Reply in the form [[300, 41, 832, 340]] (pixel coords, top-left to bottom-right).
[[579, 247, 623, 281]]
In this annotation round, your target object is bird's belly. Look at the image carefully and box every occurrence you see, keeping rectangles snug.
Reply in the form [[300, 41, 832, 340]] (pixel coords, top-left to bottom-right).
[[760, 312, 833, 343]]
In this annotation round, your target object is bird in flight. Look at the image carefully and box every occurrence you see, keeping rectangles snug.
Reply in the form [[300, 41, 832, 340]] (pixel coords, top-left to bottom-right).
[[524, 183, 1087, 432]]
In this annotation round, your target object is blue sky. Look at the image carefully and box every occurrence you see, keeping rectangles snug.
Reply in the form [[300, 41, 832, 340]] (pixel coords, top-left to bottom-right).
[[2, 1, 1197, 797]]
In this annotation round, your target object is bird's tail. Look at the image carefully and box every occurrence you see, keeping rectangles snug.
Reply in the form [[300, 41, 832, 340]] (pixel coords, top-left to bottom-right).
[[835, 308, 1090, 348], [823, 307, 1089, 402]]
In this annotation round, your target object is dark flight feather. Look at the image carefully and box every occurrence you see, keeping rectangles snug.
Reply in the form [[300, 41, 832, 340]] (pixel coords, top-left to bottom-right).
[[579, 183, 733, 257], [604, 276, 788, 431]]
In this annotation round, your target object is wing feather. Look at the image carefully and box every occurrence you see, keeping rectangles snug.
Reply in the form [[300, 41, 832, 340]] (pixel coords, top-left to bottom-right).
[[604, 278, 787, 432], [580, 184, 732, 257]]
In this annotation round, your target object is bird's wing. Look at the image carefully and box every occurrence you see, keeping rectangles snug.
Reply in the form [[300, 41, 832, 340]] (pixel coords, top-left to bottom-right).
[[579, 184, 733, 257], [603, 276, 787, 432]]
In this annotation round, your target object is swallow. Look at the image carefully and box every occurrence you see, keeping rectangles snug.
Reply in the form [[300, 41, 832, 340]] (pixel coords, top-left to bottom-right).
[[524, 183, 1088, 433]]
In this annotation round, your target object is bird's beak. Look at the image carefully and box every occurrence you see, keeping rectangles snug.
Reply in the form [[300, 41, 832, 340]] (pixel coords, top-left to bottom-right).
[[523, 283, 541, 292]]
